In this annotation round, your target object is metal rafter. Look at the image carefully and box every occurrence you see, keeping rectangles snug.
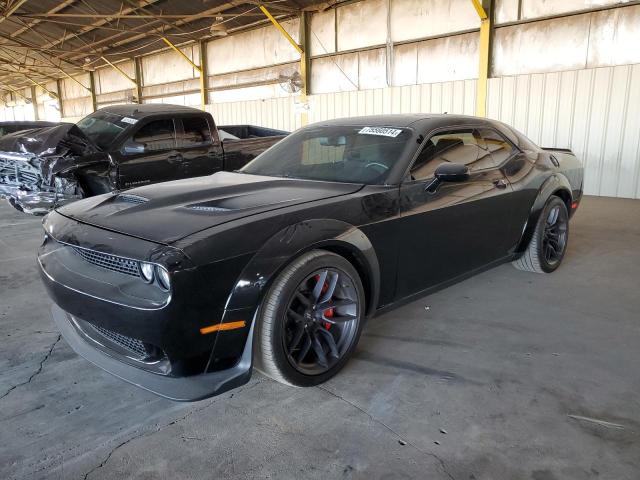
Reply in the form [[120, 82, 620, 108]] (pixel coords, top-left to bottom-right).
[[0, 0, 312, 92], [0, 0, 29, 25], [64, 0, 247, 63]]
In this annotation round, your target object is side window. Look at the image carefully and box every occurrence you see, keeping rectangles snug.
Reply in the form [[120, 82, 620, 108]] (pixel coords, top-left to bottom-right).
[[410, 129, 484, 181], [132, 119, 176, 152], [478, 128, 515, 166], [179, 116, 212, 147]]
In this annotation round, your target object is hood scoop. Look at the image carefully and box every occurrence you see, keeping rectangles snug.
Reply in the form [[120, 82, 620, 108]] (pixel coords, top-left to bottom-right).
[[186, 191, 302, 215], [188, 205, 231, 213], [58, 172, 362, 244], [116, 194, 149, 205]]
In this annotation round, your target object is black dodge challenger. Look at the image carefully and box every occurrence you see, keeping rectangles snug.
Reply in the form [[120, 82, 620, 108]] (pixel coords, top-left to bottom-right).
[[38, 114, 583, 401]]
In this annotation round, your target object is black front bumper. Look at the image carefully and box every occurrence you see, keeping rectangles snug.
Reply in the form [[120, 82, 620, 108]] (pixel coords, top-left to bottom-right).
[[52, 304, 254, 401], [39, 210, 258, 401]]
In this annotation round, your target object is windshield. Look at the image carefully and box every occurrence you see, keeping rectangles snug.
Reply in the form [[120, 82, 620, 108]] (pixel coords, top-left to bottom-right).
[[241, 125, 414, 184], [76, 111, 129, 150]]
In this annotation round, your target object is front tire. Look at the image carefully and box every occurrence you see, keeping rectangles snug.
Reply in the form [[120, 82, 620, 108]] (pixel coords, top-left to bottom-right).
[[255, 250, 365, 387], [513, 195, 569, 273]]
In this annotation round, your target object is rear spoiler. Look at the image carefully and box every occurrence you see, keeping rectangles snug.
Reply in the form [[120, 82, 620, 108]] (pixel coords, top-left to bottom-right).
[[542, 147, 573, 154]]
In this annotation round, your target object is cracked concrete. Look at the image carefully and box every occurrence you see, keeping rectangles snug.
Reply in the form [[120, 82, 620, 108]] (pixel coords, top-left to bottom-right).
[[1, 196, 640, 479], [1, 334, 60, 400], [317, 385, 457, 480]]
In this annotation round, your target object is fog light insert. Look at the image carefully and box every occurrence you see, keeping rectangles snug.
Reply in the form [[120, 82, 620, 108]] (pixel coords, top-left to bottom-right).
[[139, 262, 154, 283], [156, 265, 170, 291]]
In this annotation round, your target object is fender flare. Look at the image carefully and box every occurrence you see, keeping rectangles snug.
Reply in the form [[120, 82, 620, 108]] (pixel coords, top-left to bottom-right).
[[224, 219, 381, 318], [515, 173, 573, 254]]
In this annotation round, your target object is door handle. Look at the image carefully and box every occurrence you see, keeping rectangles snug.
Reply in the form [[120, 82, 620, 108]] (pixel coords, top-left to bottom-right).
[[493, 179, 508, 189], [167, 153, 183, 163]]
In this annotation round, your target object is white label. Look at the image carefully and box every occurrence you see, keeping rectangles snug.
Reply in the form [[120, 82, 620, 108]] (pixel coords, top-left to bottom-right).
[[358, 127, 402, 138], [120, 117, 138, 125]]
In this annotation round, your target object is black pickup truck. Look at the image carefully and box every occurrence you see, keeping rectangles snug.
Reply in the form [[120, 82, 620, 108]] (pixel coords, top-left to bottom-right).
[[0, 120, 59, 137], [0, 104, 287, 214]]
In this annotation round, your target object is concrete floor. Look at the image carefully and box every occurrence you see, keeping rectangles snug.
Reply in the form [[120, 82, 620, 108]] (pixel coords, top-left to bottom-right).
[[0, 196, 639, 480]]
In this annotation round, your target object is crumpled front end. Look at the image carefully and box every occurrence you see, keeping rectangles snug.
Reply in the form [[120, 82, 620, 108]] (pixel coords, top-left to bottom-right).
[[0, 150, 83, 215]]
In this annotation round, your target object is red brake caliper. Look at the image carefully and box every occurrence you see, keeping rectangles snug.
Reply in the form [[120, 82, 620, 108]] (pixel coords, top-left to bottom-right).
[[323, 307, 334, 330], [314, 275, 333, 329]]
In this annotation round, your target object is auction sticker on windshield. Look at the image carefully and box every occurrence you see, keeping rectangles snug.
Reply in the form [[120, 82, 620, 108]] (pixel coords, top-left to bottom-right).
[[120, 117, 138, 125], [358, 127, 402, 138]]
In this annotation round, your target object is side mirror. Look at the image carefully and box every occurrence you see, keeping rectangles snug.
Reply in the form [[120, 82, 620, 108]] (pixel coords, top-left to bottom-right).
[[434, 162, 470, 182], [122, 140, 146, 155], [425, 163, 470, 193]]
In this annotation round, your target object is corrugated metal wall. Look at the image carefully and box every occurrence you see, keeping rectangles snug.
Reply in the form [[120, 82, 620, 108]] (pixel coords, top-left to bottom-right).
[[487, 64, 640, 199], [210, 64, 640, 199], [209, 79, 477, 132]]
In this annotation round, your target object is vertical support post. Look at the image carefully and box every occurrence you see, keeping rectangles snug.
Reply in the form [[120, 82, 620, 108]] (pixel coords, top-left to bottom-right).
[[471, 0, 492, 117], [199, 40, 208, 110], [299, 12, 310, 126], [161, 37, 206, 110], [56, 79, 64, 119], [134, 57, 144, 104], [89, 70, 98, 112], [30, 86, 39, 120], [259, 5, 308, 126]]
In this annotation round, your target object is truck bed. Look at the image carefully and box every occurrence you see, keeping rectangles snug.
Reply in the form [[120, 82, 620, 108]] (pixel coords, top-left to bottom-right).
[[219, 125, 288, 171]]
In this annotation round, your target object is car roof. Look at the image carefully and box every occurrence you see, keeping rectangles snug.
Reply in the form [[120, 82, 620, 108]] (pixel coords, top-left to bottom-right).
[[0, 120, 57, 126], [308, 114, 492, 129], [97, 103, 204, 118]]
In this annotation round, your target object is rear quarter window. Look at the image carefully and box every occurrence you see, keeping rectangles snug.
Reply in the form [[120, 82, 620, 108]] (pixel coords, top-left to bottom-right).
[[179, 116, 212, 147]]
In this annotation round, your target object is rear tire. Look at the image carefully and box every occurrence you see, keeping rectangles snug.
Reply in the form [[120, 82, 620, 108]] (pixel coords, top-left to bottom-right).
[[513, 196, 569, 273], [255, 250, 365, 387]]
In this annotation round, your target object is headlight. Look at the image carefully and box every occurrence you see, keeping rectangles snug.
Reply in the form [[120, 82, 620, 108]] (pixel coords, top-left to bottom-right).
[[139, 262, 154, 283], [155, 265, 171, 291]]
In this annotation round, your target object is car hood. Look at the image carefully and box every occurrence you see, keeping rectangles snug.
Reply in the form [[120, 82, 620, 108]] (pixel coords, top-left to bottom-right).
[[0, 123, 98, 158], [56, 171, 363, 244]]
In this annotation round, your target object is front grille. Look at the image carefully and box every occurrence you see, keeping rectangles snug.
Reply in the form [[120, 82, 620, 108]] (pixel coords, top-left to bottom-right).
[[91, 324, 148, 358], [0, 156, 42, 186], [72, 246, 140, 277], [19, 171, 39, 183]]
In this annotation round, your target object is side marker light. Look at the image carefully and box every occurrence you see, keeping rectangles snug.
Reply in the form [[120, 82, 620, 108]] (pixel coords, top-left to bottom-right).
[[200, 320, 247, 335]]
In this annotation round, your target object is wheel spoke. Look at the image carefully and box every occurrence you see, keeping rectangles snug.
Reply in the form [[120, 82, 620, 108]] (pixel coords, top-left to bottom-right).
[[312, 270, 328, 302], [319, 271, 339, 304], [317, 328, 340, 358], [287, 309, 305, 323], [288, 324, 306, 352], [323, 312, 356, 324], [311, 332, 328, 368], [328, 299, 356, 309], [295, 291, 311, 306], [296, 336, 312, 363]]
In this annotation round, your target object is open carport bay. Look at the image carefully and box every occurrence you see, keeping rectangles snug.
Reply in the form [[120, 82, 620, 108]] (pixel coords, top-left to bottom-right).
[[1, 196, 638, 479]]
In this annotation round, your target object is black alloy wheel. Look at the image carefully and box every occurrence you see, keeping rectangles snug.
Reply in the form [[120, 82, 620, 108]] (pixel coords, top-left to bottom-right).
[[512, 195, 570, 273], [255, 250, 365, 387], [542, 202, 568, 268], [283, 268, 359, 375]]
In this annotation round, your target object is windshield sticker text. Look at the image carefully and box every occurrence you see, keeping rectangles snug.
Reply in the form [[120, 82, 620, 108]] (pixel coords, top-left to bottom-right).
[[120, 117, 138, 125], [358, 127, 402, 138]]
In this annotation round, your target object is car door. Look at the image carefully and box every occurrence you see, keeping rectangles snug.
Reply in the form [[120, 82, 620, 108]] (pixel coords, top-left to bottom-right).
[[117, 118, 181, 189], [395, 127, 515, 299], [476, 126, 533, 251], [175, 115, 224, 179]]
